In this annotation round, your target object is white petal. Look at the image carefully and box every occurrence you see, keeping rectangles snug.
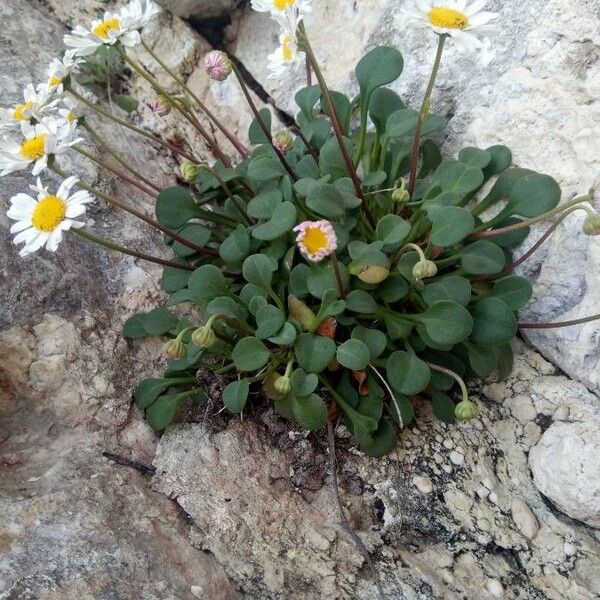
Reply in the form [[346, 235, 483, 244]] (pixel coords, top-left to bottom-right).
[[57, 175, 79, 198], [468, 11, 497, 27], [65, 203, 87, 219], [465, 0, 488, 16], [67, 190, 94, 204], [10, 220, 32, 234], [45, 228, 63, 252], [13, 228, 38, 245], [32, 155, 48, 175]]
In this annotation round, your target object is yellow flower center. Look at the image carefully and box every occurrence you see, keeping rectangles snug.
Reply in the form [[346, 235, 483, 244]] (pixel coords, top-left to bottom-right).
[[20, 134, 47, 160], [49, 75, 63, 87], [13, 101, 34, 121], [274, 0, 295, 10], [92, 17, 121, 40], [428, 7, 469, 29], [303, 227, 329, 255], [31, 195, 67, 232], [282, 36, 294, 61], [66, 111, 78, 123]]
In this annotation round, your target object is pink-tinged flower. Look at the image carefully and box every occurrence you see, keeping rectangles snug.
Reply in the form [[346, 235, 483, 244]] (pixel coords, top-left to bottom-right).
[[202, 50, 233, 81], [273, 130, 294, 153], [149, 95, 171, 116], [293, 220, 337, 262]]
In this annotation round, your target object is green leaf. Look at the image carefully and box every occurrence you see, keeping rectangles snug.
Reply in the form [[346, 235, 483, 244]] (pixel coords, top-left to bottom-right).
[[307, 262, 349, 300], [171, 224, 212, 257], [420, 301, 474, 345], [223, 379, 250, 413], [506, 173, 561, 218], [432, 390, 456, 423], [114, 94, 138, 113], [356, 46, 404, 101], [231, 337, 270, 371], [470, 298, 518, 345], [205, 296, 246, 321], [321, 91, 351, 134], [461, 341, 499, 377], [247, 190, 282, 219], [386, 351, 431, 395], [458, 147, 492, 169], [305, 183, 347, 218], [428, 206, 475, 246], [291, 369, 319, 397], [162, 266, 190, 293], [356, 419, 396, 457], [319, 136, 354, 180], [422, 276, 472, 307], [369, 87, 405, 136], [376, 214, 411, 251], [352, 326, 387, 359], [291, 393, 328, 430], [247, 155, 283, 181], [123, 308, 178, 338], [242, 254, 278, 289], [380, 274, 409, 303], [336, 339, 371, 371], [474, 167, 534, 215], [156, 187, 199, 228], [248, 107, 272, 144], [146, 394, 180, 431], [255, 304, 285, 339], [382, 311, 413, 340], [219, 225, 251, 264], [461, 241, 506, 275], [431, 160, 484, 199], [489, 276, 533, 310], [252, 201, 297, 241], [134, 377, 192, 409], [345, 290, 379, 314], [188, 265, 230, 302], [483, 145, 512, 177], [268, 322, 298, 346], [294, 333, 336, 373], [385, 108, 445, 139], [295, 85, 321, 120]]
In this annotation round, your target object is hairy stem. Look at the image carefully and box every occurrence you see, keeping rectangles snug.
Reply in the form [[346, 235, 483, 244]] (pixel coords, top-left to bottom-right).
[[73, 228, 194, 271]]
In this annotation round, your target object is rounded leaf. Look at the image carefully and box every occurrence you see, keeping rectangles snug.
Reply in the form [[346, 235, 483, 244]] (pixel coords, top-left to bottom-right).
[[231, 337, 270, 371], [223, 379, 250, 413], [470, 298, 518, 345], [336, 339, 371, 371]]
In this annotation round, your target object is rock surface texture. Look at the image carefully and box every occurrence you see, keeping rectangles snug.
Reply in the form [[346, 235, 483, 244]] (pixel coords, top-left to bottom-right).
[[1, 1, 600, 599]]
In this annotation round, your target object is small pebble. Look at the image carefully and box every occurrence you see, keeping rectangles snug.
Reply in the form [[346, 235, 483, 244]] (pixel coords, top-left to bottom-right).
[[443, 438, 454, 449], [191, 586, 204, 599], [413, 475, 434, 494], [564, 541, 577, 557], [449, 451, 464, 466], [486, 578, 504, 598]]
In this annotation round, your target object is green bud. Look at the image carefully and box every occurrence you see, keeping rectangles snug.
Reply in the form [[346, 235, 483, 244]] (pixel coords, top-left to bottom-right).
[[180, 160, 201, 183], [274, 375, 291, 395], [412, 260, 438, 281], [455, 400, 479, 422], [164, 338, 186, 359], [174, 95, 192, 111], [582, 213, 600, 236], [288, 295, 317, 331], [392, 188, 410, 204], [273, 130, 294, 153], [191, 323, 217, 348], [357, 265, 390, 284]]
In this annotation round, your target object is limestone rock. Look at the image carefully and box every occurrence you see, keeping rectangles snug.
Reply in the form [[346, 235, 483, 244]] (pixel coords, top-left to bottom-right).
[[157, 0, 237, 19], [529, 420, 600, 527]]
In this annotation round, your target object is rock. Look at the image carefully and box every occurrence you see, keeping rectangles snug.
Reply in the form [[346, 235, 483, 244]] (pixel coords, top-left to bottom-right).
[[157, 0, 237, 19], [511, 498, 540, 540], [413, 475, 434, 494], [529, 420, 600, 527]]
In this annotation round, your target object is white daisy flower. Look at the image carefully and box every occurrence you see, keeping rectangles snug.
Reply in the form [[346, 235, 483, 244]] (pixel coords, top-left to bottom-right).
[[293, 220, 338, 262], [6, 176, 93, 256], [251, 0, 311, 21], [0, 117, 82, 177], [46, 50, 82, 94], [267, 29, 304, 80], [0, 84, 58, 134], [405, 0, 497, 51], [64, 0, 161, 57]]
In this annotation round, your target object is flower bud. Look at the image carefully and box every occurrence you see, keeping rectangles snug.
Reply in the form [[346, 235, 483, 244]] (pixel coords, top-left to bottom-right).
[[288, 295, 317, 331], [150, 94, 171, 116], [174, 95, 192, 111], [455, 400, 479, 422], [317, 317, 337, 339], [191, 323, 217, 348], [273, 130, 294, 153], [413, 260, 438, 281], [274, 374, 292, 395], [582, 213, 600, 236], [392, 178, 410, 204], [164, 338, 186, 359], [357, 265, 390, 284], [180, 160, 201, 183], [202, 50, 233, 81]]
